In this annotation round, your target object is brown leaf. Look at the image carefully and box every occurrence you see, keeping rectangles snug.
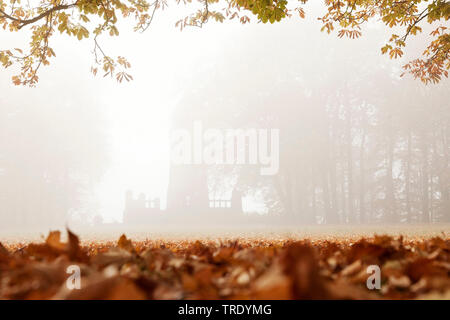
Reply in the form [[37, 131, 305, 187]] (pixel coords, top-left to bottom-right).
[[0, 242, 10, 263], [105, 278, 147, 300], [67, 229, 89, 262], [91, 248, 133, 269], [46, 231, 66, 252], [212, 247, 235, 264], [118, 234, 135, 253], [388, 275, 411, 288], [406, 258, 447, 282], [281, 243, 329, 299], [251, 264, 292, 299], [341, 260, 363, 277]]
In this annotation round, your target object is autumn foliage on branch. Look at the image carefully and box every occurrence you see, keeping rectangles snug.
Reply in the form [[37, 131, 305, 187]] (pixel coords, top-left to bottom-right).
[[0, 0, 449, 86]]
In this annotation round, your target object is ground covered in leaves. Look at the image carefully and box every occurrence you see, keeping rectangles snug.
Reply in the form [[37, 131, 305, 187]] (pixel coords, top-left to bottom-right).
[[0, 230, 449, 300]]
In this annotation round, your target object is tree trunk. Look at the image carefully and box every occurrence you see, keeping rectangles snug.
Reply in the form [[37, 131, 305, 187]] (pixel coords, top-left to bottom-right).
[[385, 120, 397, 223], [405, 130, 412, 222], [359, 116, 367, 224], [420, 134, 430, 223], [346, 105, 354, 223]]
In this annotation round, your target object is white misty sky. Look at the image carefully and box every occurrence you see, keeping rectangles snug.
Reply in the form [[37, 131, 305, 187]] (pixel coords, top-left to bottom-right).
[[1, 2, 430, 223]]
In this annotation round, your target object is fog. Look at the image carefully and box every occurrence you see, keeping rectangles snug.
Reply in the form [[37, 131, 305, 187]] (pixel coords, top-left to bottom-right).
[[0, 2, 448, 236]]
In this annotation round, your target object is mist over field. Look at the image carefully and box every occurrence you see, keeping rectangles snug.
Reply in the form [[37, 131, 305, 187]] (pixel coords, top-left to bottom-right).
[[1, 0, 450, 303], [0, 2, 449, 237]]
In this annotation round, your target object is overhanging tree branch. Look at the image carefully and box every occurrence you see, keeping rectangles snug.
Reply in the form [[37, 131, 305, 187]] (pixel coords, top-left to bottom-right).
[[0, 3, 78, 29]]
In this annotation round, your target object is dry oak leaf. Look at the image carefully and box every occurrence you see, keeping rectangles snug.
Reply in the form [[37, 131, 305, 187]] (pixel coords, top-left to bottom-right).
[[212, 247, 235, 264], [91, 247, 134, 269], [0, 242, 10, 264], [54, 275, 147, 300], [250, 264, 292, 300], [340, 260, 363, 277], [281, 243, 329, 299], [118, 234, 135, 253]]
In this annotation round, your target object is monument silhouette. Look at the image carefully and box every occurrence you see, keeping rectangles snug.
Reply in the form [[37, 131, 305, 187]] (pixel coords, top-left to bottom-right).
[[123, 163, 243, 225], [123, 100, 245, 225]]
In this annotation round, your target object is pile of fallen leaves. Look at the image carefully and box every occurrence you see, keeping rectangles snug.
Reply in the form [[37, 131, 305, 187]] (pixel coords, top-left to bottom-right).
[[0, 230, 449, 299]]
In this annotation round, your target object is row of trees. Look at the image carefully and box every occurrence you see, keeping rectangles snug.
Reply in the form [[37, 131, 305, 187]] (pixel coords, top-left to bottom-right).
[[0, 95, 107, 229], [174, 20, 449, 224], [264, 79, 449, 224], [201, 77, 449, 224]]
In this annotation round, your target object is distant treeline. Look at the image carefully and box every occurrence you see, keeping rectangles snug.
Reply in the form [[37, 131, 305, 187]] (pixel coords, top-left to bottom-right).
[[178, 75, 449, 225]]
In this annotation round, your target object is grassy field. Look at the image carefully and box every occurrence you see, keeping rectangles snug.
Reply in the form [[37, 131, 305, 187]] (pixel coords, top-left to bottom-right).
[[1, 223, 449, 244]]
